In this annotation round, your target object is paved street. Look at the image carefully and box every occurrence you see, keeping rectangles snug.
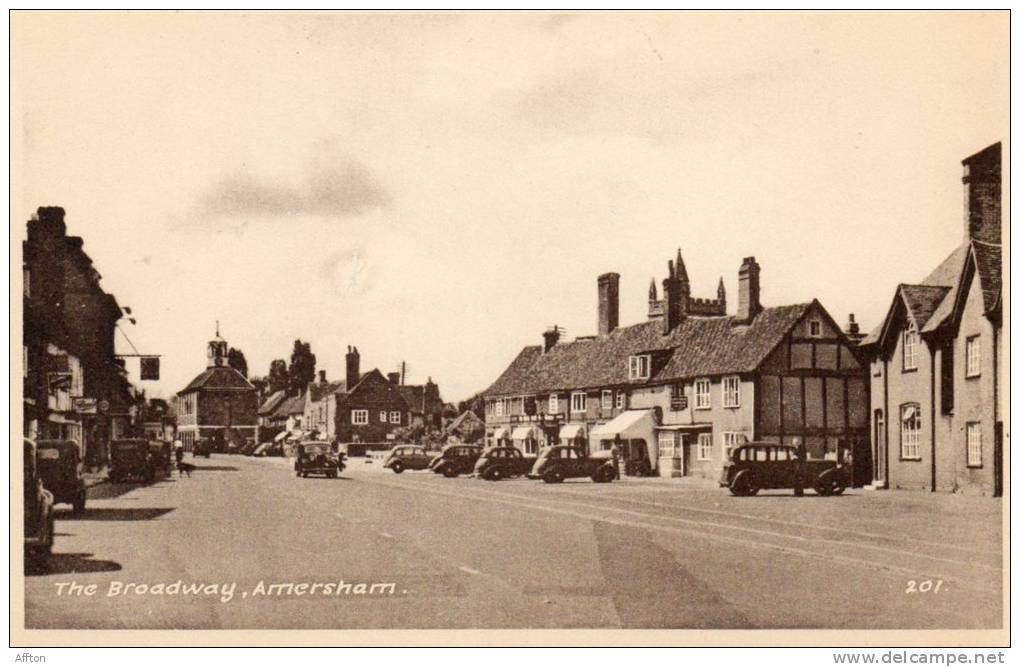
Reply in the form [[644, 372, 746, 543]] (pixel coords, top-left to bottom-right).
[[25, 455, 1002, 630]]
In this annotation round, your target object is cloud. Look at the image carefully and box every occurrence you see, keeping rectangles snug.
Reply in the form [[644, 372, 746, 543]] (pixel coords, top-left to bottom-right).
[[201, 146, 391, 219], [319, 246, 374, 297]]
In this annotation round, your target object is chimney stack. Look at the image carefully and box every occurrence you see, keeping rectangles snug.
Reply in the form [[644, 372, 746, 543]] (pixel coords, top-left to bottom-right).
[[962, 142, 1001, 245], [597, 272, 620, 336], [736, 257, 762, 324], [543, 326, 561, 353], [318, 370, 326, 384], [345, 346, 360, 389], [388, 371, 401, 386], [844, 313, 865, 344]]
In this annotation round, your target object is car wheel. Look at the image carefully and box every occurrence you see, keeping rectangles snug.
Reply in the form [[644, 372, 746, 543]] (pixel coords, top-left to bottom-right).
[[814, 470, 844, 496], [391, 461, 405, 474], [543, 469, 564, 484], [489, 468, 504, 481], [442, 467, 458, 478], [73, 491, 86, 514], [729, 470, 754, 496]]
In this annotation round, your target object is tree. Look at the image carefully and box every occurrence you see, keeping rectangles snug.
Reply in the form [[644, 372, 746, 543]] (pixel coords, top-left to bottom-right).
[[287, 340, 316, 395], [227, 347, 248, 378], [267, 359, 289, 394]]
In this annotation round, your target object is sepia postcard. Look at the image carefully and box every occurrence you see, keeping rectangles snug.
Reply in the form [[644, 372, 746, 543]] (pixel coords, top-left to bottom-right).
[[9, 9, 1009, 648]]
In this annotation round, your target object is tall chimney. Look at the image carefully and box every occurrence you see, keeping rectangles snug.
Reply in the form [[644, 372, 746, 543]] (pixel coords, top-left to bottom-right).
[[962, 142, 1001, 245], [345, 346, 360, 389], [388, 371, 401, 386], [318, 370, 326, 384], [736, 257, 762, 324], [844, 313, 865, 344], [543, 326, 561, 353], [597, 272, 620, 336]]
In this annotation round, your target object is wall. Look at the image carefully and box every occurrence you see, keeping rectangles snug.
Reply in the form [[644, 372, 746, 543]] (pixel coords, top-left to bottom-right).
[[335, 372, 410, 443], [198, 389, 259, 428]]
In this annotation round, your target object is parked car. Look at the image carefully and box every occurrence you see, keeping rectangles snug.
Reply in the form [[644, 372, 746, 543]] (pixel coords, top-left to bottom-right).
[[34, 439, 87, 513], [473, 446, 535, 481], [719, 442, 849, 496], [109, 439, 156, 483], [294, 442, 344, 478], [429, 444, 483, 478], [528, 445, 617, 484], [149, 440, 173, 477], [24, 439, 55, 561], [382, 445, 432, 473], [192, 439, 212, 458]]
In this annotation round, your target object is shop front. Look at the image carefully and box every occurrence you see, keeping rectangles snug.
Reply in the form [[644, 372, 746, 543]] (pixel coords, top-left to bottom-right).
[[655, 424, 713, 478], [589, 409, 659, 476]]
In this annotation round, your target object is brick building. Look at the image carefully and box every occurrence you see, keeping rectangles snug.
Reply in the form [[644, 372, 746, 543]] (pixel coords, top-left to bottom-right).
[[175, 333, 258, 452], [483, 250, 870, 482], [23, 206, 137, 466], [860, 143, 1003, 496], [333, 346, 411, 443]]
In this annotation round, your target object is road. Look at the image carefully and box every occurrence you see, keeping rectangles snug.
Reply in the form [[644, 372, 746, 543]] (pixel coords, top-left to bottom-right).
[[24, 454, 1003, 629]]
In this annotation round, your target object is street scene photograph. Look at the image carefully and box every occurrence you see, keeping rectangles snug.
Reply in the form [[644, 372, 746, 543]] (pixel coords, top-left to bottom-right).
[[11, 10, 1008, 647]]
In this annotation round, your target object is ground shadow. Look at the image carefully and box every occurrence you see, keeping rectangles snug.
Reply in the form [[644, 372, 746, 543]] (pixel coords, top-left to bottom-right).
[[185, 465, 239, 472], [25, 552, 122, 577], [57, 507, 175, 521]]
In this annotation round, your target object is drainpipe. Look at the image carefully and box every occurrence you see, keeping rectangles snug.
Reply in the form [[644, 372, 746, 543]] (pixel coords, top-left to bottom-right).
[[929, 344, 937, 493], [883, 357, 890, 489]]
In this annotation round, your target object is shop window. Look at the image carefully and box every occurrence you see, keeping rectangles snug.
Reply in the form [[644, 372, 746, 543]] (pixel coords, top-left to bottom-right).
[[658, 431, 675, 458]]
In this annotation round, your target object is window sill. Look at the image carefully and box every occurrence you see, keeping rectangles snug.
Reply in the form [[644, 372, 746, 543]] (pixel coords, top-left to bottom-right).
[[723, 404, 740, 410], [899, 456, 922, 462], [901, 367, 918, 374], [694, 405, 712, 411], [965, 374, 981, 380], [966, 463, 983, 469]]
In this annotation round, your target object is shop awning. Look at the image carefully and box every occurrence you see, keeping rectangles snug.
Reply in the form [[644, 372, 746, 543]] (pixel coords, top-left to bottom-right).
[[285, 429, 304, 442], [491, 426, 509, 440], [511, 425, 538, 440], [559, 423, 586, 439], [273, 431, 288, 443], [590, 410, 658, 440]]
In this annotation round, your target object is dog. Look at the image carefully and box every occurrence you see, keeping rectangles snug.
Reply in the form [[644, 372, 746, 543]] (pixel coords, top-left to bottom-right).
[[177, 461, 197, 478]]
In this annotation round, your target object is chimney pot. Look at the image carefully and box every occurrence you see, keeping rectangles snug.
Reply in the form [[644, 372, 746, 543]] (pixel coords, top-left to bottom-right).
[[736, 256, 762, 324], [543, 326, 561, 353], [345, 346, 360, 389]]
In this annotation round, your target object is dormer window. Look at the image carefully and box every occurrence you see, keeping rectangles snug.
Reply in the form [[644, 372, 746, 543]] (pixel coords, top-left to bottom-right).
[[629, 354, 651, 380]]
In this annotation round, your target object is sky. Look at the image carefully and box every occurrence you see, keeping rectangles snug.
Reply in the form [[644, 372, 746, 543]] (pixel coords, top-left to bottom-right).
[[11, 11, 1008, 403]]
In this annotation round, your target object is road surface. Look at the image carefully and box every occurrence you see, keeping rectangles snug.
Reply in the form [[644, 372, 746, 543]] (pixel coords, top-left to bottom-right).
[[24, 454, 1003, 629]]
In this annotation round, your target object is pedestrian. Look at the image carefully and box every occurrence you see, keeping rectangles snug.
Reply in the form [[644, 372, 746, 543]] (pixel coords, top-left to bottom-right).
[[794, 437, 806, 497], [173, 438, 184, 466]]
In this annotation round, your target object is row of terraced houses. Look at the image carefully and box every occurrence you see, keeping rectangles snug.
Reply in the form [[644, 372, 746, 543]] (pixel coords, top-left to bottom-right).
[[481, 143, 1003, 496]]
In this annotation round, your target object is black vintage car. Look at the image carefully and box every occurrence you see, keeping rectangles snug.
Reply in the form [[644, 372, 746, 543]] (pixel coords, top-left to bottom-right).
[[35, 439, 87, 513], [192, 439, 212, 458], [109, 439, 156, 483], [149, 440, 173, 477], [719, 442, 849, 496], [528, 445, 617, 484], [294, 442, 343, 478], [473, 446, 536, 481], [24, 439, 55, 561], [429, 444, 483, 478]]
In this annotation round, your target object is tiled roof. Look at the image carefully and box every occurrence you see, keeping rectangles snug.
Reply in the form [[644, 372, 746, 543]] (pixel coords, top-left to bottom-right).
[[445, 410, 483, 433], [178, 366, 255, 394], [972, 240, 1002, 313], [483, 303, 814, 397], [309, 381, 344, 402], [258, 390, 287, 416], [272, 393, 306, 418], [899, 284, 952, 329]]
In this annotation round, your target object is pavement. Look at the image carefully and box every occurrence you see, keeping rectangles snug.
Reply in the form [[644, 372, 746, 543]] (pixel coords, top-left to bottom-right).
[[23, 454, 1003, 630]]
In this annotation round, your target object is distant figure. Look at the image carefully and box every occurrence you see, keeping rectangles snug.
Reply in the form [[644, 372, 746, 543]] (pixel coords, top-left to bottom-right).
[[794, 438, 806, 497], [173, 438, 184, 465]]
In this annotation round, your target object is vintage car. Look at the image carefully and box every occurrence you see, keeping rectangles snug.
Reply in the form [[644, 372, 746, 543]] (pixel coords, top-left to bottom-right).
[[149, 440, 173, 477], [24, 439, 55, 561], [429, 444, 483, 478], [473, 446, 536, 481], [35, 439, 87, 513], [109, 439, 156, 483], [294, 442, 344, 478], [382, 445, 432, 474], [192, 439, 212, 458], [528, 445, 617, 484], [719, 442, 849, 496]]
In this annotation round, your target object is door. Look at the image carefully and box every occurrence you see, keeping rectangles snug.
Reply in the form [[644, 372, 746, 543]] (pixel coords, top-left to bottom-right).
[[873, 410, 886, 485]]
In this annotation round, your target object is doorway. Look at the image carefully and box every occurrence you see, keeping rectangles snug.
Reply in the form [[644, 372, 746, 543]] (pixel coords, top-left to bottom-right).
[[873, 410, 886, 486]]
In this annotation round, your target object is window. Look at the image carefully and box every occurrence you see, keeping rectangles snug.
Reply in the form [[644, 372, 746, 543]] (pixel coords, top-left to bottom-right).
[[495, 400, 504, 417], [616, 392, 625, 409], [694, 379, 711, 409], [390, 411, 402, 424], [809, 320, 822, 337], [967, 423, 982, 467], [548, 394, 558, 414], [379, 411, 387, 423], [722, 376, 740, 408], [966, 336, 981, 378], [900, 404, 920, 459], [902, 324, 918, 371], [629, 355, 651, 380], [697, 433, 713, 460], [601, 390, 612, 409], [571, 392, 587, 413], [352, 409, 368, 425], [658, 431, 676, 458], [723, 432, 744, 460]]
